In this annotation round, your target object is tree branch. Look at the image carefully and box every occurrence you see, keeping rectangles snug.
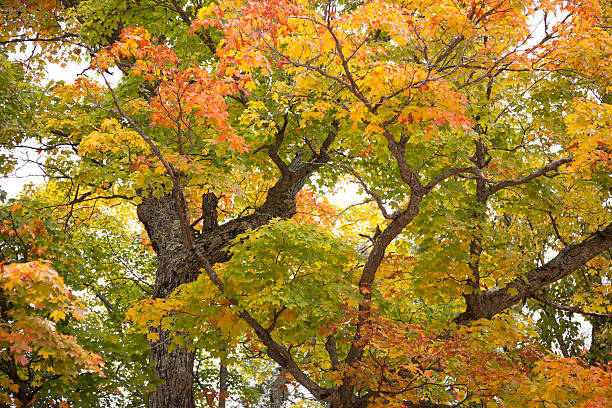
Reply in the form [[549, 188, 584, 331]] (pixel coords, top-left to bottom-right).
[[0, 33, 78, 45], [194, 252, 332, 401], [344, 192, 424, 368], [201, 193, 219, 232], [325, 335, 339, 370], [454, 221, 612, 324], [531, 292, 612, 318], [336, 162, 396, 219], [487, 156, 572, 195], [267, 113, 289, 175], [385, 133, 423, 192], [424, 166, 487, 192]]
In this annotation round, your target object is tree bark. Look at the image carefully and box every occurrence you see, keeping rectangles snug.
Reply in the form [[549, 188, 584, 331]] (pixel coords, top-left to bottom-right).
[[135, 128, 335, 407], [269, 367, 288, 408], [147, 328, 196, 408], [219, 363, 227, 408], [137, 163, 324, 406], [138, 196, 200, 408]]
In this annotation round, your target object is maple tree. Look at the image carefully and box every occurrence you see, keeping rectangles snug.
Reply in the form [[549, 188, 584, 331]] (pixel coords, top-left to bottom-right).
[[0, 261, 104, 407], [1, 0, 612, 407], [0, 201, 106, 407]]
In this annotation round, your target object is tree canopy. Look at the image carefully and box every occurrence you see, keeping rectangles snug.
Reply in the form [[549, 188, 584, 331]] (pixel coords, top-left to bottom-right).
[[0, 0, 611, 407]]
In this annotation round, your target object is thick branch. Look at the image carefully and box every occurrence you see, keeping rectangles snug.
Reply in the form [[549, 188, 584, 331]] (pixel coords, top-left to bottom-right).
[[194, 126, 337, 265], [487, 156, 572, 195], [325, 335, 340, 370], [194, 250, 331, 401], [424, 166, 486, 192], [238, 309, 330, 400], [201, 193, 219, 232], [267, 114, 290, 175], [385, 134, 422, 192], [454, 221, 612, 324], [89, 286, 115, 314], [344, 193, 423, 366]]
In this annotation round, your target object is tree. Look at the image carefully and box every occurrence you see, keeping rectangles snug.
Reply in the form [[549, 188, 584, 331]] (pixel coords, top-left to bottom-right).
[[0, 261, 104, 407], [0, 201, 105, 407], [0, 191, 159, 407], [1, 0, 611, 407]]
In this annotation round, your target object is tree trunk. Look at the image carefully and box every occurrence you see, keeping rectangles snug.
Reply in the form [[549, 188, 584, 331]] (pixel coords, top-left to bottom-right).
[[136, 149, 331, 407], [219, 363, 227, 408], [269, 367, 288, 408], [148, 329, 196, 408], [138, 195, 201, 408], [587, 314, 611, 365]]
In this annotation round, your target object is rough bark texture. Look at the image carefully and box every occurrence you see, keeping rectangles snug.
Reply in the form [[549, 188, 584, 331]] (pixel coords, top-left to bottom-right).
[[138, 196, 200, 408], [147, 328, 196, 408], [138, 196, 201, 299]]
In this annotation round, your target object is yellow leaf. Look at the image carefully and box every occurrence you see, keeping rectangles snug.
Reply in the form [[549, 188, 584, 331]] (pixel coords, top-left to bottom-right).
[[49, 310, 66, 322]]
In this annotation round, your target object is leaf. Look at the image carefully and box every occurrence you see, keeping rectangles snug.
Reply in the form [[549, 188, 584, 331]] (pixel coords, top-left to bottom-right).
[[49, 310, 66, 322]]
